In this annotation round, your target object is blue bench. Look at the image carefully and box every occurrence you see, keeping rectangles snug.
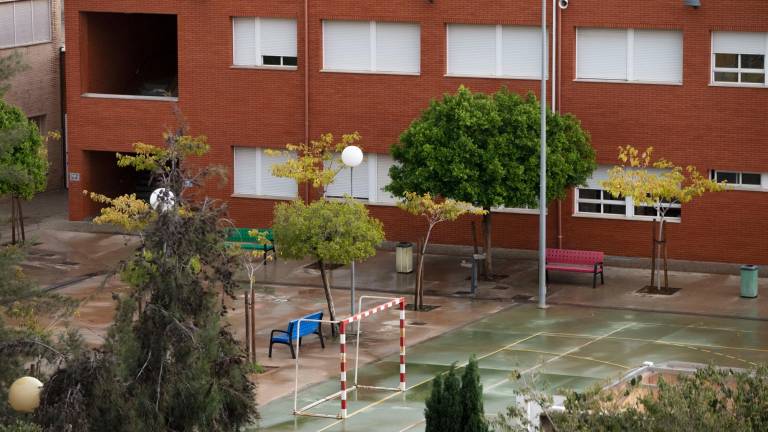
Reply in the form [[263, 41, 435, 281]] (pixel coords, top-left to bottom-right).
[[269, 311, 325, 359]]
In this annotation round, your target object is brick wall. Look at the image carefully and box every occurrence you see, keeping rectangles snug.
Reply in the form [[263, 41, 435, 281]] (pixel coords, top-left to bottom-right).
[[2, 0, 65, 190], [65, 0, 768, 264]]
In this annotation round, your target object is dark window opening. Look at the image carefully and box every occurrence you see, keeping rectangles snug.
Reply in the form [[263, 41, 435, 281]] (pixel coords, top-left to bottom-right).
[[83, 12, 178, 97], [262, 55, 298, 66]]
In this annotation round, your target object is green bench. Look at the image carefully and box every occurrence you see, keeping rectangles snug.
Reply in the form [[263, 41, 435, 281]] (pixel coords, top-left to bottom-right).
[[225, 228, 276, 264]]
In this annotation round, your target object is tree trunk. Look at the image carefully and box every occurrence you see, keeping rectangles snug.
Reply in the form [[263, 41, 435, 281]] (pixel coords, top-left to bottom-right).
[[244, 290, 251, 362], [318, 259, 338, 335], [657, 217, 666, 291], [250, 283, 257, 361], [17, 196, 25, 243], [482, 210, 493, 279], [10, 195, 16, 245]]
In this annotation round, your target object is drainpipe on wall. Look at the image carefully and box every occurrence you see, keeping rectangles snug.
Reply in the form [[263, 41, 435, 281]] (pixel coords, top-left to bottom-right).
[[553, 0, 564, 249], [59, 45, 67, 190], [303, 0, 310, 203]]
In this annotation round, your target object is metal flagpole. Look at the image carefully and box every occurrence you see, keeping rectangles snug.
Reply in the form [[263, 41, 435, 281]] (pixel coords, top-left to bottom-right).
[[350, 167, 356, 322], [538, 0, 549, 309]]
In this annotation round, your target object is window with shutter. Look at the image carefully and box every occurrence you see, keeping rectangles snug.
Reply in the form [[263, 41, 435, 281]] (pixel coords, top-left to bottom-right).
[[375, 154, 398, 204], [325, 155, 370, 199], [233, 147, 298, 198], [577, 28, 682, 84], [0, 0, 51, 48], [323, 20, 420, 74], [447, 24, 542, 78], [712, 32, 767, 86], [232, 17, 297, 67]]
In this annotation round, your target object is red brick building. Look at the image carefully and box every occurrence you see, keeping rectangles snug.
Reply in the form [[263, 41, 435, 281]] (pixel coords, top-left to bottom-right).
[[64, 0, 768, 265]]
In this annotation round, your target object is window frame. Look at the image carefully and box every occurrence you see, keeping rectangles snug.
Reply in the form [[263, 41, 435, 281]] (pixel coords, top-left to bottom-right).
[[445, 23, 544, 80], [231, 16, 298, 70], [575, 27, 683, 85], [231, 147, 298, 200], [710, 32, 768, 88], [321, 20, 421, 76], [323, 153, 400, 206], [0, 0, 52, 49], [574, 187, 682, 222], [711, 170, 767, 191]]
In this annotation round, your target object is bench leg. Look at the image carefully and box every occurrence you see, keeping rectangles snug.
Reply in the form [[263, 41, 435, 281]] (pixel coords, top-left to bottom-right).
[[289, 339, 296, 359], [545, 270, 549, 286], [601, 270, 604, 285], [317, 326, 325, 349], [592, 272, 597, 289], [269, 341, 273, 358]]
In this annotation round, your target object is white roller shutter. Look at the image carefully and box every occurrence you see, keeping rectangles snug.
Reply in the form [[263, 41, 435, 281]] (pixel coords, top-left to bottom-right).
[[233, 17, 258, 66], [0, 2, 14, 47], [233, 147, 260, 195], [261, 18, 296, 58], [447, 24, 496, 76], [325, 157, 370, 199], [501, 26, 542, 78], [634, 30, 682, 83], [375, 22, 420, 73], [323, 20, 371, 71], [713, 32, 767, 55], [376, 154, 397, 204], [13, 1, 33, 45], [261, 151, 298, 198], [577, 28, 627, 80], [32, 0, 50, 42]]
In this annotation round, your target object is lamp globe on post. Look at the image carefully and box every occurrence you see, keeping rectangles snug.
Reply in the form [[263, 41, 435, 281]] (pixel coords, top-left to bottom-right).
[[341, 145, 363, 327], [8, 376, 43, 413]]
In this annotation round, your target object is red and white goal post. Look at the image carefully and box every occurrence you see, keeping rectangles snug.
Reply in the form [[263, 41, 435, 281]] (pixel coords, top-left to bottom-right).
[[293, 296, 407, 419]]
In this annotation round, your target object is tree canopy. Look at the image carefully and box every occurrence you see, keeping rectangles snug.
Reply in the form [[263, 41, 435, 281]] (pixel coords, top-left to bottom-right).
[[273, 198, 384, 323], [0, 99, 47, 200], [386, 86, 595, 209]]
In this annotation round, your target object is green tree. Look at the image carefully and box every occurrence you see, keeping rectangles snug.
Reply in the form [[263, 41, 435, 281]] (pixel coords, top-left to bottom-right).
[[398, 192, 485, 310], [0, 100, 48, 244], [36, 124, 257, 431], [387, 86, 595, 277], [0, 244, 77, 426], [272, 199, 384, 328], [0, 50, 27, 97], [602, 146, 725, 291], [425, 365, 463, 432], [460, 356, 489, 432]]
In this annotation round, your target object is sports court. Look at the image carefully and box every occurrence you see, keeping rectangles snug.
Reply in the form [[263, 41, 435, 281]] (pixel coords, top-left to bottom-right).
[[252, 303, 768, 431]]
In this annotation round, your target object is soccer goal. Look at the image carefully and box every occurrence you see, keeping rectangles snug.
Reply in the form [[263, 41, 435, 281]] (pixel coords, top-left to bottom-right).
[[293, 296, 406, 419]]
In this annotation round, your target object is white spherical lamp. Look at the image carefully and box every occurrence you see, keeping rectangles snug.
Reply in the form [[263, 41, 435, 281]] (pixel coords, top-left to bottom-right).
[[8, 376, 43, 412], [149, 188, 176, 212], [341, 145, 364, 168]]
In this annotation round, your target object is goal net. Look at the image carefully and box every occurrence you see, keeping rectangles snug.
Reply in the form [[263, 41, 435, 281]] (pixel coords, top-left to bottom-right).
[[293, 296, 406, 419]]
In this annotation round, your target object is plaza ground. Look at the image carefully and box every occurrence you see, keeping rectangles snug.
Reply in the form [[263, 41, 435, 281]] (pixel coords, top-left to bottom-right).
[[252, 303, 768, 431], [2, 190, 767, 429]]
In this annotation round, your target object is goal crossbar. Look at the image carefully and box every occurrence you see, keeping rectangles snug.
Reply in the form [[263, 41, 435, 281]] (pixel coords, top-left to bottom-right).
[[293, 296, 406, 419]]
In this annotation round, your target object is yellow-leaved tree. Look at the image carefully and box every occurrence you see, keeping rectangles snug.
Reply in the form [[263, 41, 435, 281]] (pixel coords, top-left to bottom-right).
[[602, 146, 725, 292], [398, 192, 486, 310], [266, 132, 361, 192]]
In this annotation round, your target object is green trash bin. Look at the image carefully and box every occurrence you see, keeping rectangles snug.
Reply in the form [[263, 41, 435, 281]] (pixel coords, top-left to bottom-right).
[[740, 265, 758, 298]]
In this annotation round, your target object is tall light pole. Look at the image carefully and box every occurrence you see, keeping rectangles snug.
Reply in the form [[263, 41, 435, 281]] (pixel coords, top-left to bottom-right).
[[341, 145, 363, 320], [538, 0, 549, 309]]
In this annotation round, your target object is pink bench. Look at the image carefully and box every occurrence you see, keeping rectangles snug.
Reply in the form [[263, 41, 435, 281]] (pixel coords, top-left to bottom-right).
[[546, 248, 604, 288]]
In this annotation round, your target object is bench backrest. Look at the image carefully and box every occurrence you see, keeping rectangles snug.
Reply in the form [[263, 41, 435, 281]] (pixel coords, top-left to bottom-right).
[[287, 312, 323, 338], [226, 228, 273, 243], [546, 248, 603, 265]]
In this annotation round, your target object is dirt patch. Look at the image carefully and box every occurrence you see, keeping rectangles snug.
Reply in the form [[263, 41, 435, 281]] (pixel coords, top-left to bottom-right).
[[636, 286, 681, 296]]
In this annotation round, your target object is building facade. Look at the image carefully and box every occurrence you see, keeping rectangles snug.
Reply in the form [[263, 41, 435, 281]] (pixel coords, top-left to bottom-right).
[[1, 0, 65, 190], [64, 0, 768, 264]]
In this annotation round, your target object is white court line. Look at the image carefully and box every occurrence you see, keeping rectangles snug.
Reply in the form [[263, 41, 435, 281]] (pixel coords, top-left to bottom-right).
[[484, 323, 635, 392], [317, 332, 545, 432]]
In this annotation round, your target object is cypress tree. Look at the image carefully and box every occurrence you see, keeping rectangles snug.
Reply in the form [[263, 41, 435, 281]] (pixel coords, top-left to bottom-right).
[[461, 356, 489, 432], [425, 364, 464, 432]]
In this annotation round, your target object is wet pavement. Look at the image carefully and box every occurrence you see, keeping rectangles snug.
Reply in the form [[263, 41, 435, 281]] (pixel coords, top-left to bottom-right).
[[252, 303, 768, 432]]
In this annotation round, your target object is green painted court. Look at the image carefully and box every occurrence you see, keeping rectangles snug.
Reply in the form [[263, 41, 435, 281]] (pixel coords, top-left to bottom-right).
[[252, 304, 768, 432]]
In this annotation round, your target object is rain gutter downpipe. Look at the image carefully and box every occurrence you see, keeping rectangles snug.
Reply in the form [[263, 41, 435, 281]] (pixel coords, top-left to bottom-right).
[[538, 0, 548, 309]]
